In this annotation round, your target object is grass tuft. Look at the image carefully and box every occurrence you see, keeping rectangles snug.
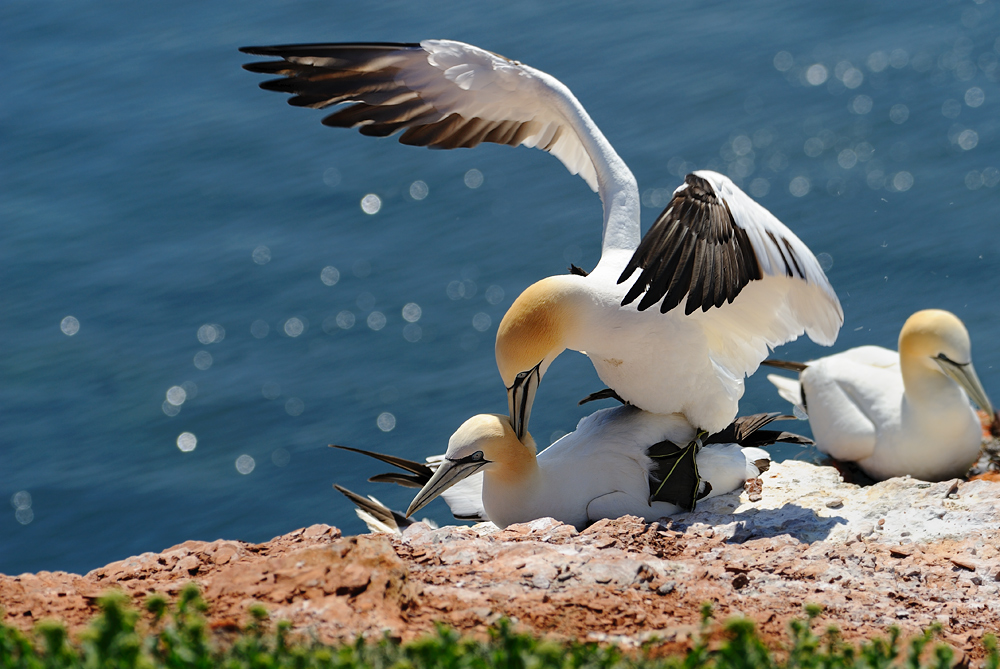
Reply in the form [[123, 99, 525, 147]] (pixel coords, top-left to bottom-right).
[[0, 590, 988, 669]]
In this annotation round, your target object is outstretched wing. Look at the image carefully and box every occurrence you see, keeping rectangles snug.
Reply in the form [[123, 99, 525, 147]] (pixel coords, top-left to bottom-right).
[[618, 171, 843, 347], [240, 40, 601, 191]]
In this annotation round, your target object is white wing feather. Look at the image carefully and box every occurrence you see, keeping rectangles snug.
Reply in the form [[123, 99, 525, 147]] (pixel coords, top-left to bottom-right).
[[693, 171, 843, 344], [242, 40, 640, 252], [415, 41, 601, 191], [680, 171, 843, 387]]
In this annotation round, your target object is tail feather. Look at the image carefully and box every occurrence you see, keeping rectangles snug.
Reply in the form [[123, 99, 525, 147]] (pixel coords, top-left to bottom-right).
[[578, 387, 628, 406], [368, 472, 427, 488], [330, 444, 434, 480], [760, 359, 808, 373], [766, 374, 807, 413], [705, 412, 806, 445], [331, 445, 489, 523], [334, 484, 413, 534], [765, 431, 812, 446], [740, 447, 772, 479]]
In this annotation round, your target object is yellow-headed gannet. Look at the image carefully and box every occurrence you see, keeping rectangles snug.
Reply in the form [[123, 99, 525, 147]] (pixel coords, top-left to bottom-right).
[[335, 409, 808, 530], [241, 41, 844, 437], [765, 309, 994, 481]]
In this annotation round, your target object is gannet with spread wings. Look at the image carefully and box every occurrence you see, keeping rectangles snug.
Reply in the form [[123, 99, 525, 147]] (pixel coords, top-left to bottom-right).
[[241, 40, 844, 436]]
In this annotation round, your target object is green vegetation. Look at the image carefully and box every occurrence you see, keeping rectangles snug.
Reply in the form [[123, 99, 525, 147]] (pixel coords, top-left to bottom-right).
[[0, 587, 995, 669]]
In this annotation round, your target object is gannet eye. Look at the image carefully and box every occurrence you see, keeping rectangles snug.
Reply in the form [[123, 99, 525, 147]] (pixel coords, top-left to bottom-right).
[[471, 451, 484, 461], [936, 353, 968, 367]]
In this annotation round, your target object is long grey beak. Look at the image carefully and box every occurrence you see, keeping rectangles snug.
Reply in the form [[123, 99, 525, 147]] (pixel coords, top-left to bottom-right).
[[934, 356, 995, 417], [507, 363, 541, 441], [406, 457, 487, 518]]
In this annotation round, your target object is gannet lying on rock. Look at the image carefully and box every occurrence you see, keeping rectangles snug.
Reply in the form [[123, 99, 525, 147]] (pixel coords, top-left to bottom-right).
[[334, 409, 809, 530], [765, 309, 994, 481], [241, 40, 843, 439]]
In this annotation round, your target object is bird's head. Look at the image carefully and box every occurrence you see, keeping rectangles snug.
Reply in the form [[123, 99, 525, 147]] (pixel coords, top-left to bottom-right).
[[496, 276, 581, 439], [406, 414, 531, 517], [899, 309, 994, 416]]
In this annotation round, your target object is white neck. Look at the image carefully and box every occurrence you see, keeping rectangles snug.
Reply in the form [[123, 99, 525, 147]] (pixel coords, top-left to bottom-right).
[[901, 358, 965, 409], [535, 70, 640, 254], [480, 466, 541, 528], [478, 434, 543, 528], [899, 358, 978, 447]]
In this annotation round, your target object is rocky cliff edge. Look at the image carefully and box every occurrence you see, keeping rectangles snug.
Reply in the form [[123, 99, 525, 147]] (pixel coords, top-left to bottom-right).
[[3, 460, 1000, 662]]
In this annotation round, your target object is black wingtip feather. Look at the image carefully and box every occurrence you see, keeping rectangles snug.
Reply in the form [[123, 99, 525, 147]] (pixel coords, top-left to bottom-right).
[[368, 472, 428, 488], [334, 484, 410, 530], [704, 412, 793, 445], [578, 388, 628, 406], [330, 444, 434, 478], [239, 42, 422, 57], [620, 174, 765, 315]]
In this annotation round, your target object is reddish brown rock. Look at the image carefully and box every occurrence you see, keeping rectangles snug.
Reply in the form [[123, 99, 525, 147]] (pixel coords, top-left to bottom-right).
[[4, 473, 1000, 659]]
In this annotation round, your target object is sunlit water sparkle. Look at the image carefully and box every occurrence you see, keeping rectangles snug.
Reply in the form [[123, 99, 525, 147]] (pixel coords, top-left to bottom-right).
[[3, 1, 999, 576]]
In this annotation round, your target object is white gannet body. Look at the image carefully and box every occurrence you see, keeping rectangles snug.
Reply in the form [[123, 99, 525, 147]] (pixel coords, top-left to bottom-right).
[[766, 309, 994, 481], [242, 40, 843, 436], [351, 406, 802, 530]]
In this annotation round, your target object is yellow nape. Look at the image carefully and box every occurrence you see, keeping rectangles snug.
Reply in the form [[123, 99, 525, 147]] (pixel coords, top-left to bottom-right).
[[898, 309, 970, 362], [495, 276, 581, 385], [451, 413, 510, 445]]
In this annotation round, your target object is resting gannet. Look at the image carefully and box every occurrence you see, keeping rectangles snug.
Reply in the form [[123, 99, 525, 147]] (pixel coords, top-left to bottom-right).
[[241, 40, 843, 437], [765, 309, 994, 481], [335, 409, 808, 530]]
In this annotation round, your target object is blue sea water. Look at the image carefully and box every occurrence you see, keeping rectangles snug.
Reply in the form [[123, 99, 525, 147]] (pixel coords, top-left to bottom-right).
[[2, 1, 998, 576]]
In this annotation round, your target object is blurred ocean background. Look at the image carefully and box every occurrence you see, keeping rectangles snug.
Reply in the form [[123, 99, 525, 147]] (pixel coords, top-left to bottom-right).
[[3, 1, 999, 576]]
